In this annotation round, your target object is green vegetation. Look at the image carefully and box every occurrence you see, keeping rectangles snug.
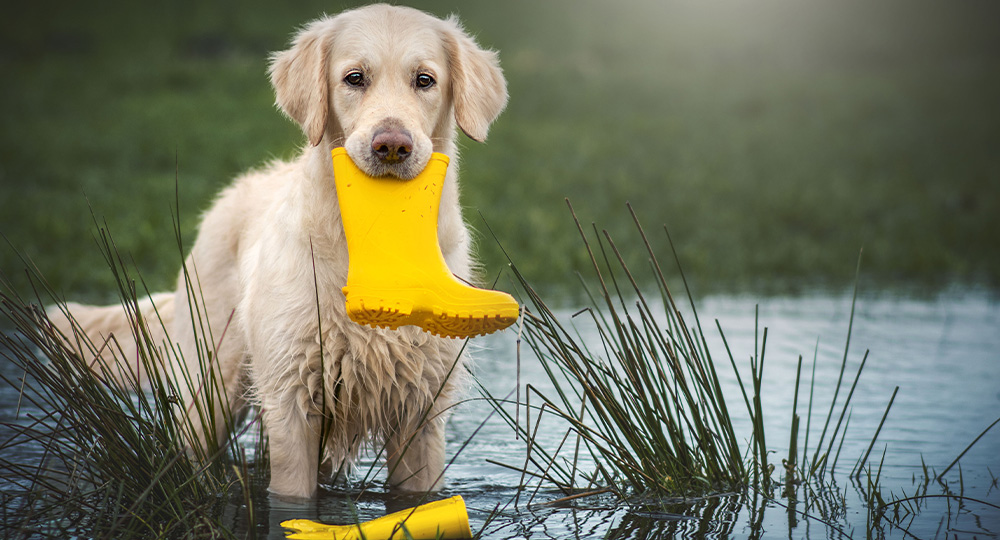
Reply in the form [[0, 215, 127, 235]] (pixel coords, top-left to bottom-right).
[[2, 0, 999, 301], [0, 222, 267, 537], [483, 202, 748, 496], [482, 201, 845, 496]]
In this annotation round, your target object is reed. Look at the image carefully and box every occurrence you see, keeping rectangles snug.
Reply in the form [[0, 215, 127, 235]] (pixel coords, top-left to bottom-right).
[[484, 201, 888, 507], [0, 217, 265, 538], [484, 200, 752, 496]]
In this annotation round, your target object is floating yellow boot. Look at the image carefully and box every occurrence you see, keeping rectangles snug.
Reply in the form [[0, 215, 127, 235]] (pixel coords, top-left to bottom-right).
[[281, 495, 473, 540], [331, 148, 519, 339]]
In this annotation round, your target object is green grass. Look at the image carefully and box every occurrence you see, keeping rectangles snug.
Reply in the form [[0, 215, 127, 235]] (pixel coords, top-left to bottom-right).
[[481, 201, 857, 498], [482, 202, 749, 497], [2, 199, 997, 537], [479, 201, 999, 536], [0, 220, 267, 538], [2, 0, 999, 301], [0, 207, 475, 538]]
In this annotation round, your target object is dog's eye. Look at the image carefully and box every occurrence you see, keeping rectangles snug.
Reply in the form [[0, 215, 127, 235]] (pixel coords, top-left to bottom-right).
[[344, 71, 365, 87], [415, 73, 435, 89]]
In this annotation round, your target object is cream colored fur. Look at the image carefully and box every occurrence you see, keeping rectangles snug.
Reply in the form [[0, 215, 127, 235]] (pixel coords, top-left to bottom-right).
[[47, 4, 507, 499]]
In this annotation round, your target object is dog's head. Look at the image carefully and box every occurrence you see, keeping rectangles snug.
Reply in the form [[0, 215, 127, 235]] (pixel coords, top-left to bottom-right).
[[269, 4, 507, 179]]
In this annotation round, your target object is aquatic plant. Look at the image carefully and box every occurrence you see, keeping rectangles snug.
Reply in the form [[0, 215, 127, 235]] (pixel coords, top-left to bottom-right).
[[0, 218, 266, 538], [481, 201, 752, 497], [483, 201, 880, 501]]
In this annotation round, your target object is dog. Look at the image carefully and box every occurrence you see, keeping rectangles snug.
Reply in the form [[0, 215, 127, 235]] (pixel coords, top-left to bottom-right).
[[50, 4, 507, 499]]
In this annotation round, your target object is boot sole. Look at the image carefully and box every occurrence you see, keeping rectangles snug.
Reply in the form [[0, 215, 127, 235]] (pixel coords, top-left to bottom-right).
[[346, 294, 518, 338]]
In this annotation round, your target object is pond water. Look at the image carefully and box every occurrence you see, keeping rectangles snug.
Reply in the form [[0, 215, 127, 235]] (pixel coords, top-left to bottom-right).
[[3, 289, 999, 538]]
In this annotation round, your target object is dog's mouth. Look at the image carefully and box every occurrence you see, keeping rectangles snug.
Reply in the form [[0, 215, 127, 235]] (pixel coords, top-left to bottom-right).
[[359, 154, 424, 180]]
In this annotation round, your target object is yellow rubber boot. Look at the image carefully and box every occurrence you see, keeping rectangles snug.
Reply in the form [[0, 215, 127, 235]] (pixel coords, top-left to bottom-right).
[[331, 148, 519, 338], [281, 495, 473, 540]]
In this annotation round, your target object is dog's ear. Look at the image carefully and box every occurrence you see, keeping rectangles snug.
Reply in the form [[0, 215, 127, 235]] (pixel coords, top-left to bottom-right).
[[442, 16, 508, 143], [269, 21, 334, 147]]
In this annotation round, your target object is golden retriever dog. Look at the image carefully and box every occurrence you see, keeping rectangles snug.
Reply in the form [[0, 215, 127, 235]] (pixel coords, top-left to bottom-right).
[[51, 4, 506, 499]]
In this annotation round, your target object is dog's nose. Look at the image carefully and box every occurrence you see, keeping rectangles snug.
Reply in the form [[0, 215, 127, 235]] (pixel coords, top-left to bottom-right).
[[371, 129, 413, 163]]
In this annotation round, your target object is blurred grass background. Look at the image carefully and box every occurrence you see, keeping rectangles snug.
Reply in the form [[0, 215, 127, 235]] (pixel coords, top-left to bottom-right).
[[2, 0, 998, 302]]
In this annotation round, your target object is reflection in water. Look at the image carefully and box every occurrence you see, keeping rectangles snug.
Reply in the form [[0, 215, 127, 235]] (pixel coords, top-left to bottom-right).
[[605, 495, 742, 539]]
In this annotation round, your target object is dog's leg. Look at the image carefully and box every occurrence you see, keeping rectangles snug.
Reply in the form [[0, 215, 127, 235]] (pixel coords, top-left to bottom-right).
[[265, 394, 322, 499], [385, 418, 445, 492]]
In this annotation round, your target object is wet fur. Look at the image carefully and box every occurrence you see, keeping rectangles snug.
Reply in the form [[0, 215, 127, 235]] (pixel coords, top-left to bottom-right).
[[48, 4, 506, 499]]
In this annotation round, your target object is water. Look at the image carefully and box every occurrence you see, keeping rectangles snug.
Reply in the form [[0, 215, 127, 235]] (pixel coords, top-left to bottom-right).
[[3, 290, 999, 538]]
